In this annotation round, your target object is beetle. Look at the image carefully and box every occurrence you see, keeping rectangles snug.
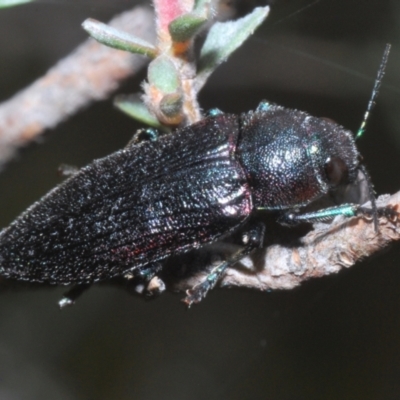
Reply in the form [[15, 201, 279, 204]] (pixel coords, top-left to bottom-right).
[[0, 46, 392, 308]]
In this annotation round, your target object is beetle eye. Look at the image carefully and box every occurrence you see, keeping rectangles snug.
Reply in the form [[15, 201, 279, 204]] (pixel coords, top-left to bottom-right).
[[324, 156, 348, 186]]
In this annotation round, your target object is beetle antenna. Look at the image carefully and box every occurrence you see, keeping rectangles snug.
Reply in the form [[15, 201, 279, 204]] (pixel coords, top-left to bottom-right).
[[356, 43, 391, 139]]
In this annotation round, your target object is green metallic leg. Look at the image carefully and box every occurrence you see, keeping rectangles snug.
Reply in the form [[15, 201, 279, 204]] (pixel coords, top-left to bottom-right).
[[136, 262, 163, 281], [256, 100, 272, 112], [278, 203, 395, 228], [126, 128, 167, 147], [124, 262, 165, 299], [183, 223, 266, 307], [205, 108, 224, 117]]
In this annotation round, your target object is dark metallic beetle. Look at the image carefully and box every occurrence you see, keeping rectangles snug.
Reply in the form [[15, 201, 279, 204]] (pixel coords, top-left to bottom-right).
[[0, 47, 392, 307]]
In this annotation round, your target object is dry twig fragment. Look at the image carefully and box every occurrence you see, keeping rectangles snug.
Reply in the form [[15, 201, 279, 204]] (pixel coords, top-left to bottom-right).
[[0, 6, 155, 168]]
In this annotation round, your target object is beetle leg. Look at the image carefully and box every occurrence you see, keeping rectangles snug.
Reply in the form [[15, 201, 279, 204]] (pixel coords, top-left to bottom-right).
[[135, 262, 163, 281], [256, 100, 272, 112], [58, 284, 91, 309], [126, 128, 165, 147], [137, 262, 166, 298], [183, 223, 265, 307], [205, 108, 224, 117], [278, 204, 396, 228], [124, 262, 166, 298]]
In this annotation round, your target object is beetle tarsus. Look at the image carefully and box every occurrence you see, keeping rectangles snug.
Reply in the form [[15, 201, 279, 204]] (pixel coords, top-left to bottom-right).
[[356, 205, 398, 222], [58, 284, 90, 309], [279, 204, 397, 229], [144, 276, 166, 298]]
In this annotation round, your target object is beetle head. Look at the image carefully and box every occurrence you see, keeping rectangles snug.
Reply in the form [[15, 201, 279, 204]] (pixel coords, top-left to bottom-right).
[[238, 105, 362, 210]]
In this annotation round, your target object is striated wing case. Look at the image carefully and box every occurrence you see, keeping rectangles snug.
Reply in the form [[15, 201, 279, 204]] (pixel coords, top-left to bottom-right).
[[0, 114, 252, 284]]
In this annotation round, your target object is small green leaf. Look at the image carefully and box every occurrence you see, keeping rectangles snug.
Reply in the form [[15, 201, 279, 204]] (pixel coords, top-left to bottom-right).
[[114, 95, 163, 129], [169, 12, 207, 42], [0, 0, 33, 7], [196, 6, 269, 90], [148, 56, 181, 94], [82, 18, 157, 58]]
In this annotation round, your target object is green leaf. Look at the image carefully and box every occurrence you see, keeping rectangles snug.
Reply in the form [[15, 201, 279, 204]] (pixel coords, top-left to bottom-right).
[[148, 56, 181, 94], [82, 18, 157, 58], [169, 12, 207, 42], [0, 0, 33, 8], [114, 95, 163, 129], [196, 6, 269, 90]]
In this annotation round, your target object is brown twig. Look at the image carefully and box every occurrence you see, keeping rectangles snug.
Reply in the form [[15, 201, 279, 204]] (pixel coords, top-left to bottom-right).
[[0, 6, 155, 169], [170, 192, 400, 295]]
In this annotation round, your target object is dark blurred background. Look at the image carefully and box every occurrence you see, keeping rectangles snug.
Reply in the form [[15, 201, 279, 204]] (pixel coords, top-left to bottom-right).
[[0, 0, 400, 399]]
